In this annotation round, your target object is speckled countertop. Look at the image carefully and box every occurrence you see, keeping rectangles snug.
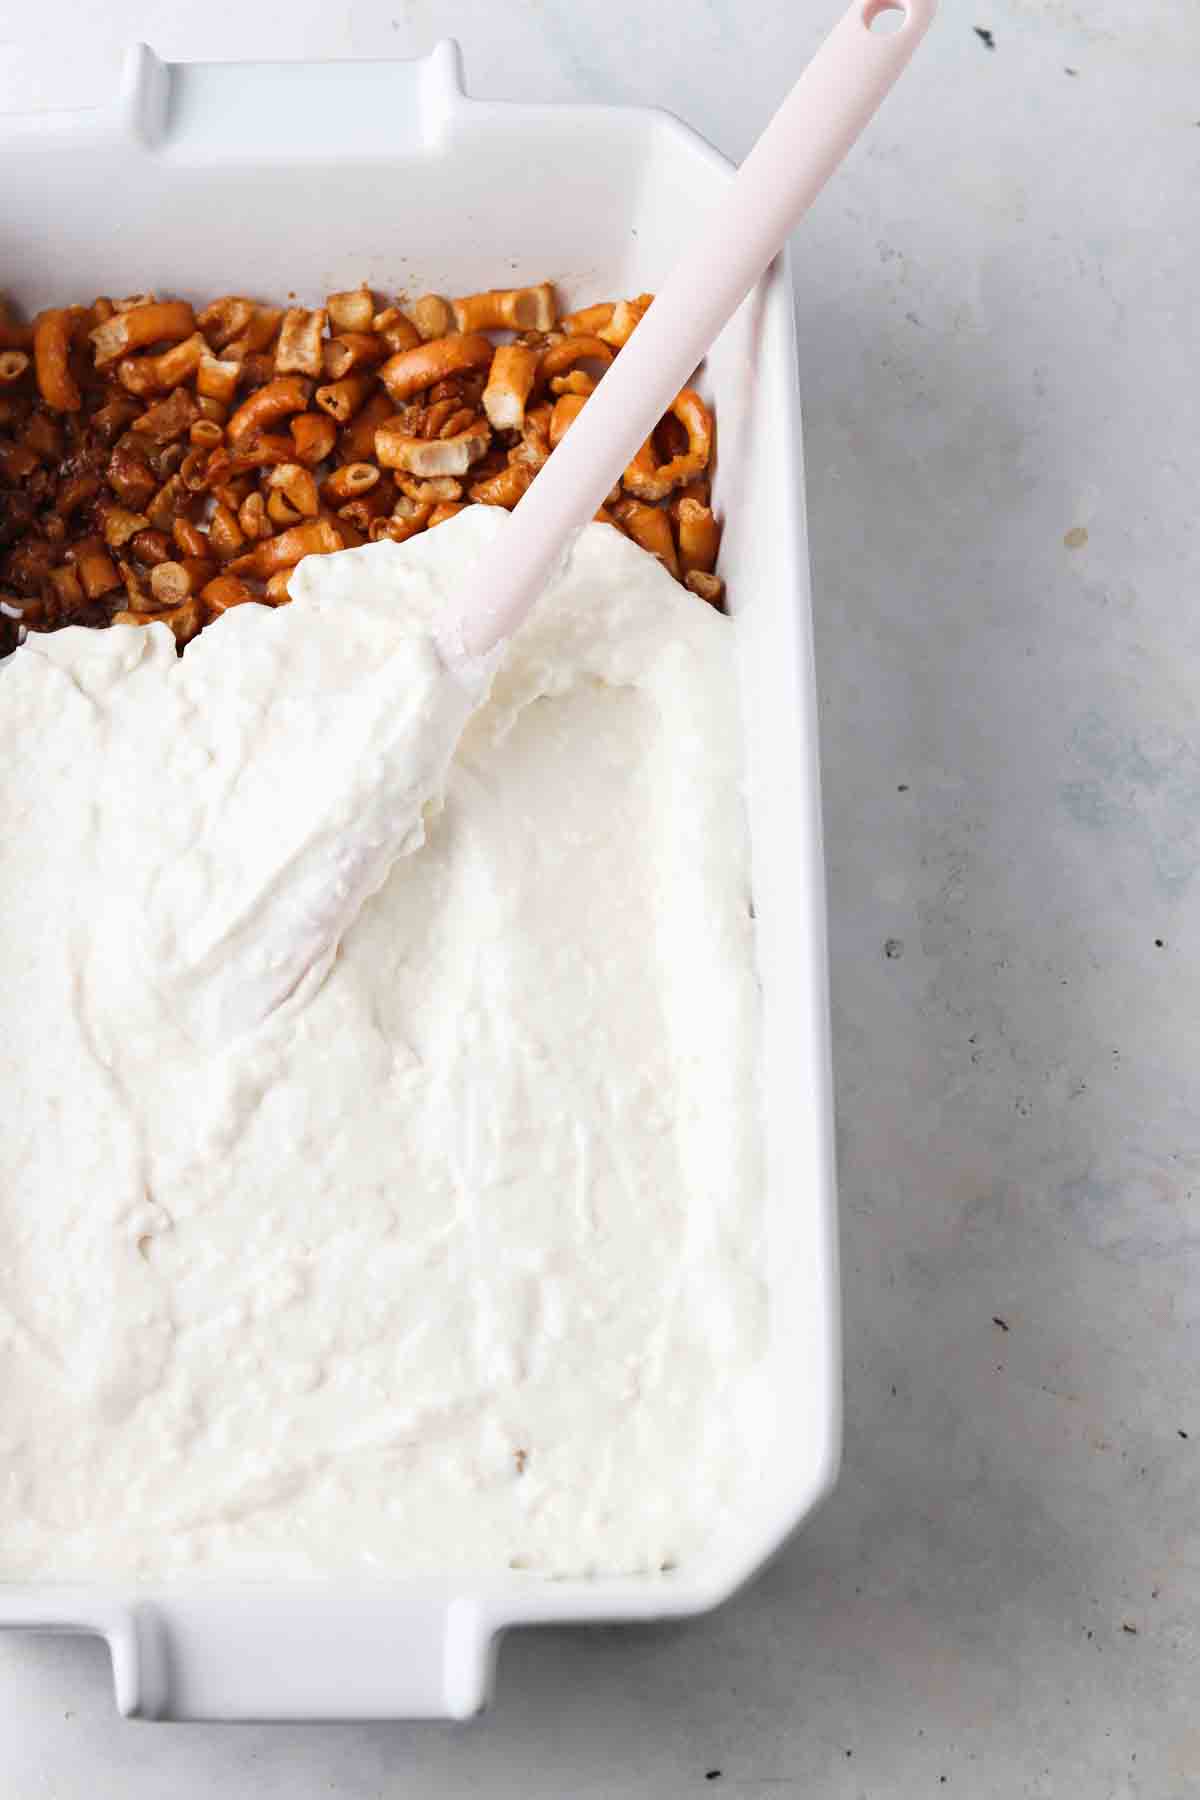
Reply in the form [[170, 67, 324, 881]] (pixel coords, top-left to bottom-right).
[[3, 1, 1199, 1793]]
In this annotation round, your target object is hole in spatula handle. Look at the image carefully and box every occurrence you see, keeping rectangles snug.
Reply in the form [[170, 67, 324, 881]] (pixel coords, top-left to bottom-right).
[[863, 0, 909, 34]]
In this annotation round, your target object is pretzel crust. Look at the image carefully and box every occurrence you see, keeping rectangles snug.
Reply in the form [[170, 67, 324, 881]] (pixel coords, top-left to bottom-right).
[[0, 282, 724, 653]]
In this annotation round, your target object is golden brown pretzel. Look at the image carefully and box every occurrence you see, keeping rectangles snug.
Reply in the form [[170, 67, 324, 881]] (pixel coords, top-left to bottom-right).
[[427, 501, 467, 528], [196, 351, 240, 406], [222, 306, 284, 362], [685, 570, 724, 607], [452, 283, 556, 334], [395, 473, 462, 505], [339, 389, 395, 461], [33, 308, 85, 411], [538, 335, 612, 382], [274, 307, 328, 378], [420, 398, 477, 440], [559, 301, 614, 336], [548, 370, 595, 398], [511, 402, 553, 469], [612, 497, 679, 578], [138, 387, 199, 445], [266, 463, 320, 518], [407, 296, 453, 342], [69, 535, 121, 599], [322, 332, 388, 380], [598, 294, 653, 347], [263, 567, 297, 604], [290, 413, 338, 465], [98, 505, 149, 550], [237, 492, 269, 542], [622, 389, 713, 501], [336, 494, 389, 534], [326, 287, 375, 333], [226, 376, 313, 447], [229, 517, 343, 578], [314, 374, 375, 423], [90, 300, 195, 367], [674, 497, 720, 576], [482, 343, 539, 431], [172, 516, 208, 559], [222, 434, 300, 475], [197, 296, 255, 348], [150, 558, 215, 605], [549, 393, 587, 448], [320, 463, 380, 505], [201, 573, 256, 612], [128, 528, 170, 567], [118, 332, 207, 397], [266, 489, 301, 530], [206, 504, 245, 562], [375, 310, 422, 355], [379, 334, 494, 404], [375, 419, 491, 478], [188, 420, 224, 452], [370, 499, 434, 544], [470, 461, 534, 509], [668, 476, 711, 512]]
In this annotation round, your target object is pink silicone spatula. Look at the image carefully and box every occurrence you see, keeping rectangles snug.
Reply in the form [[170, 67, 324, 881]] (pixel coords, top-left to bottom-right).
[[448, 0, 936, 662], [174, 0, 936, 1045]]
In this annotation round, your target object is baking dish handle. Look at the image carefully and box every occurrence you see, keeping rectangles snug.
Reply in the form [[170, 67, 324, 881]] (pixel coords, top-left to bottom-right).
[[139, 1590, 496, 1720]]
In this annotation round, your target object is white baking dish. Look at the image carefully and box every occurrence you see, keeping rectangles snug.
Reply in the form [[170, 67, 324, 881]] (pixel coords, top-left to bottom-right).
[[0, 42, 839, 1719]]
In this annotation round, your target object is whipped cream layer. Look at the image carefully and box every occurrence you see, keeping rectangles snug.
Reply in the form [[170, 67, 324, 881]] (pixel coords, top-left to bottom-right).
[[0, 507, 768, 1579]]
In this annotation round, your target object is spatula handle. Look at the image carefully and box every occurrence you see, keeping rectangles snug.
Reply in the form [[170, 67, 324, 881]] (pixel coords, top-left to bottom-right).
[[459, 0, 937, 657]]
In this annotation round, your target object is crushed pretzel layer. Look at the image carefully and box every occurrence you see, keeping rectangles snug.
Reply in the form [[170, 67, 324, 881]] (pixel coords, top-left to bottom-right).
[[0, 283, 722, 656]]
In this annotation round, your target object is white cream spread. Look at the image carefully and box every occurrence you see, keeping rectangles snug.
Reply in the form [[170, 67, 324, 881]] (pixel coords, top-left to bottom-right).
[[0, 506, 768, 1580]]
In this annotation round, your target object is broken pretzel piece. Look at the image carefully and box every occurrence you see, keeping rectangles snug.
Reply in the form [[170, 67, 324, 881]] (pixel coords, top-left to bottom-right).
[[275, 307, 328, 378], [613, 497, 679, 580], [90, 300, 196, 368], [482, 344, 539, 432], [226, 376, 313, 448], [375, 419, 491, 479], [379, 334, 494, 405], [452, 283, 556, 334], [229, 517, 343, 578], [622, 388, 713, 502]]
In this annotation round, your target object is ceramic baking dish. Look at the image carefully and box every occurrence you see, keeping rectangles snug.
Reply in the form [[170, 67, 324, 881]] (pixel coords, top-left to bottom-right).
[[0, 42, 840, 1719]]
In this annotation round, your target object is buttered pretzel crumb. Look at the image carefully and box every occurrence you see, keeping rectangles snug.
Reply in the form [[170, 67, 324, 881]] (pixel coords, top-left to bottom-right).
[[0, 279, 721, 656]]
